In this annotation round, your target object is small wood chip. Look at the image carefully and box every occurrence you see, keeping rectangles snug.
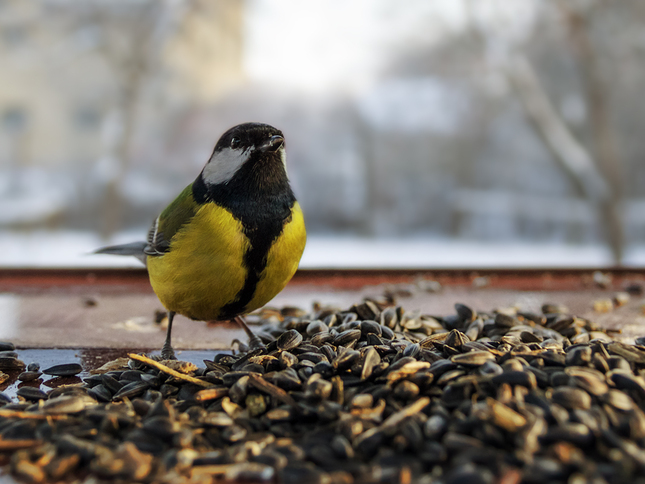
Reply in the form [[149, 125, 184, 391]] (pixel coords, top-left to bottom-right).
[[128, 354, 213, 388], [190, 464, 238, 477], [0, 409, 68, 420], [159, 360, 198, 374], [90, 357, 130, 375], [0, 438, 42, 450]]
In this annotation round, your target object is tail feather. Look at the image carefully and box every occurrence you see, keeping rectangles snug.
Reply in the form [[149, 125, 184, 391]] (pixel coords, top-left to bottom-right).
[[94, 241, 148, 265]]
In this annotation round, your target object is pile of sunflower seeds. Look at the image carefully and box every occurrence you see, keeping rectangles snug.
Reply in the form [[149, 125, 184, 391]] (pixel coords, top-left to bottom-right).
[[1, 300, 645, 484]]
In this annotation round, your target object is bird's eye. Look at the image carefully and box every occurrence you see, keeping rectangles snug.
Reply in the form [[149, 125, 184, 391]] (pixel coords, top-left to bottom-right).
[[230, 137, 241, 149]]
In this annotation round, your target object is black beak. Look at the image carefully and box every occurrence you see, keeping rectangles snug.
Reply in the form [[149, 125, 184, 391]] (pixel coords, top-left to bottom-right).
[[259, 135, 284, 152]]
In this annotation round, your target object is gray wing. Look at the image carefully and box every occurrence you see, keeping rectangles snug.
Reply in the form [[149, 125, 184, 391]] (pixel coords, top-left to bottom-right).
[[94, 215, 172, 266], [93, 241, 148, 265]]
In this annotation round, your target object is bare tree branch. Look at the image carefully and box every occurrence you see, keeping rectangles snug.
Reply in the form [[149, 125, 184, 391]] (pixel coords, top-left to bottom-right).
[[505, 54, 611, 202], [86, 0, 190, 238], [557, 0, 624, 263], [465, 0, 624, 263]]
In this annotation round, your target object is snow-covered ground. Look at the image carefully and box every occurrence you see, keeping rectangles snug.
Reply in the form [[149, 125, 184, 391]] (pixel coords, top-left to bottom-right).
[[2, 230, 644, 268]]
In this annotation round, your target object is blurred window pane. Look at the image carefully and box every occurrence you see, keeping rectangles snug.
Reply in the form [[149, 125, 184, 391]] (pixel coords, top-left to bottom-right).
[[73, 107, 102, 131], [0, 1, 643, 268], [2, 108, 27, 134], [2, 25, 27, 47]]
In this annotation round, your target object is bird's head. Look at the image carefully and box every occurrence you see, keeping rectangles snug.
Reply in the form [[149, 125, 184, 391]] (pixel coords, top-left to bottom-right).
[[201, 123, 286, 187]]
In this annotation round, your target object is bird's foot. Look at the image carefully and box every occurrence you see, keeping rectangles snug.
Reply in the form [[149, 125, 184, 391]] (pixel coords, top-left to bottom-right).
[[231, 338, 249, 354], [234, 316, 265, 351], [247, 333, 265, 351], [160, 342, 177, 361]]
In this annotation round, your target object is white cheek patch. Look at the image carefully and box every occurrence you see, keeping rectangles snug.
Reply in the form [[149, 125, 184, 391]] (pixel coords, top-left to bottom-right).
[[280, 147, 288, 175], [202, 147, 251, 185]]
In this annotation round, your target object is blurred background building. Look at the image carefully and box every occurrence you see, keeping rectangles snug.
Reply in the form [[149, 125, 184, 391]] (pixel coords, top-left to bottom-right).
[[1, 0, 645, 267]]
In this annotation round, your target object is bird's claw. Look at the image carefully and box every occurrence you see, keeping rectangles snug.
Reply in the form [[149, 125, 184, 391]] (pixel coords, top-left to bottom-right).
[[247, 334, 265, 351], [160, 342, 177, 361]]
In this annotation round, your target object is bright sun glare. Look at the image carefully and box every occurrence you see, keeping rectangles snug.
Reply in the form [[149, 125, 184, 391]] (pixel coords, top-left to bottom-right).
[[244, 0, 470, 92]]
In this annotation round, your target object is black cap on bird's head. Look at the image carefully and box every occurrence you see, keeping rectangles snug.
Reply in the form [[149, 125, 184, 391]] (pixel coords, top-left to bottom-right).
[[215, 122, 284, 153], [193, 122, 294, 206], [200, 123, 287, 187]]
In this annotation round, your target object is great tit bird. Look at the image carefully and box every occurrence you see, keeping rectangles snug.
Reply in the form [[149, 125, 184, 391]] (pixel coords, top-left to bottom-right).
[[96, 123, 306, 359]]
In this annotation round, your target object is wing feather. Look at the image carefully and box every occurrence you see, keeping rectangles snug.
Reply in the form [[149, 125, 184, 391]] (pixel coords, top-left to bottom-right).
[[144, 185, 198, 257]]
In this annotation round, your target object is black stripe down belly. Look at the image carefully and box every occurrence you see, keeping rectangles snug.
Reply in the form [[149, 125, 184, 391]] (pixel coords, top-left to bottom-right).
[[219, 205, 293, 320], [192, 170, 296, 320]]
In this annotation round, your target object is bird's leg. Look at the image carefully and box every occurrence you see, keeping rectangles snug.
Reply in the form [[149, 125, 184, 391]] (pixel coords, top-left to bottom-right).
[[160, 311, 177, 360], [234, 316, 265, 350]]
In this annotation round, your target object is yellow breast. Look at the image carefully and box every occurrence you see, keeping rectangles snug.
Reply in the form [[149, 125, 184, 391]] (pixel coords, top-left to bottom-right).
[[245, 202, 306, 313], [147, 202, 306, 321]]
